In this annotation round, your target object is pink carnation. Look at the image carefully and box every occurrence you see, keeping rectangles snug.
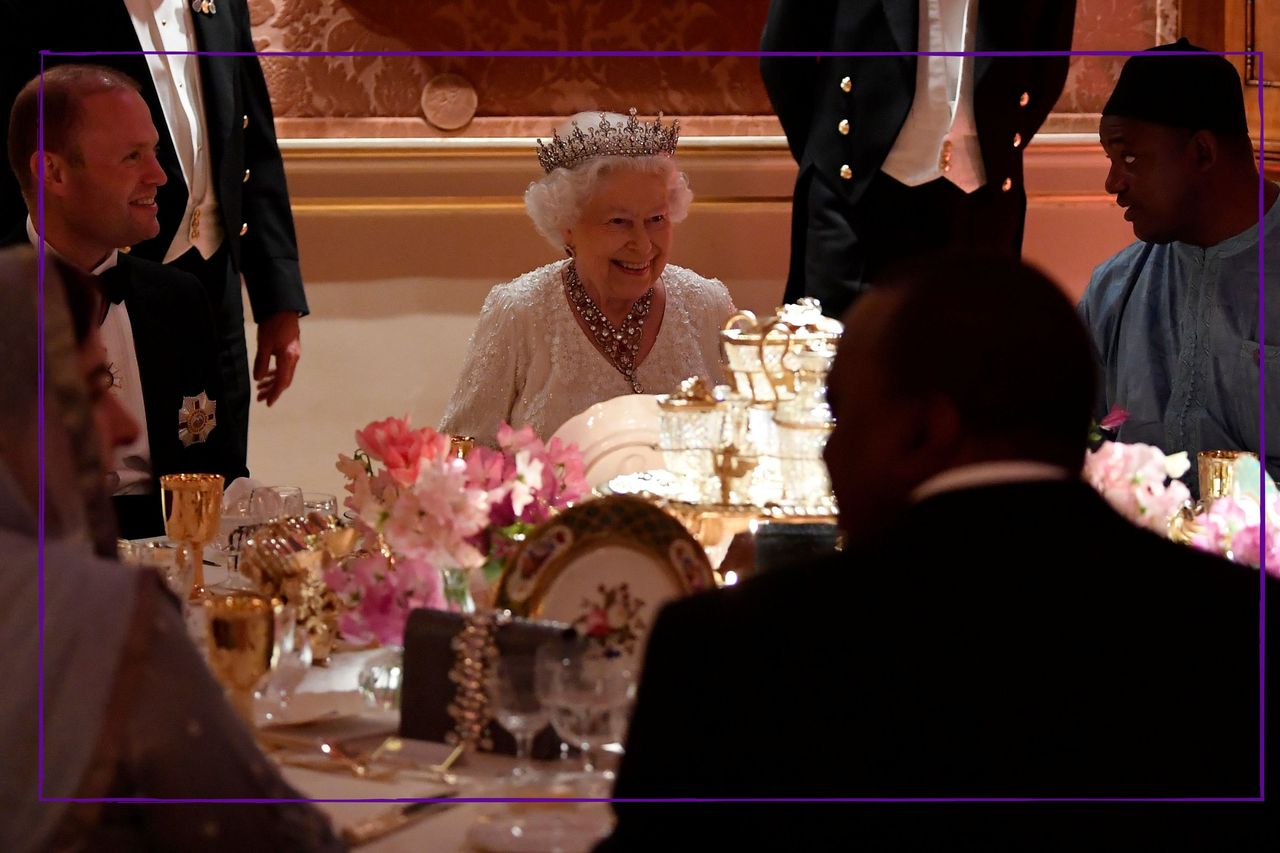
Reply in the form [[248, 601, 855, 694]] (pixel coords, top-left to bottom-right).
[[355, 416, 443, 486]]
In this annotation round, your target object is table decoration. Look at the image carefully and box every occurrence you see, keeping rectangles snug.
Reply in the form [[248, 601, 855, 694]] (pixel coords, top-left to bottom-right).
[[1183, 453, 1279, 575], [200, 590, 275, 723], [159, 472, 224, 599], [238, 513, 357, 661], [1083, 440, 1192, 535], [328, 418, 588, 645]]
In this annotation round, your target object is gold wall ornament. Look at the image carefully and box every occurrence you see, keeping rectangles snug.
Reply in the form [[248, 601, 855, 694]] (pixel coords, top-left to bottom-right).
[[421, 73, 478, 131], [238, 513, 355, 662]]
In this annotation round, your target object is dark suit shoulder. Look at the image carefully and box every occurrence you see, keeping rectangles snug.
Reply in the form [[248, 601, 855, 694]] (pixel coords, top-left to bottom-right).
[[116, 254, 213, 311], [658, 552, 844, 637]]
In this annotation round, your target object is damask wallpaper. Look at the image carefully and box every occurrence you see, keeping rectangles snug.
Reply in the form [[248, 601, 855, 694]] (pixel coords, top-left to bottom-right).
[[245, 0, 1165, 135]]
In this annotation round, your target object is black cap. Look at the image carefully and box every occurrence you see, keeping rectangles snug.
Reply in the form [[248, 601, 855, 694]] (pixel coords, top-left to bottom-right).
[[1102, 38, 1248, 137]]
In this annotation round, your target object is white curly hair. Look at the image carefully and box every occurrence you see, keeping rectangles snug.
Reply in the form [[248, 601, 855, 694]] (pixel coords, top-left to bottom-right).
[[524, 111, 693, 252]]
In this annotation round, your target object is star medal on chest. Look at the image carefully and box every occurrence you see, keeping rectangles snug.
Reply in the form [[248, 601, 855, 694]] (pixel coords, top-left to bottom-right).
[[178, 391, 217, 447], [192, 0, 216, 16], [564, 261, 653, 394]]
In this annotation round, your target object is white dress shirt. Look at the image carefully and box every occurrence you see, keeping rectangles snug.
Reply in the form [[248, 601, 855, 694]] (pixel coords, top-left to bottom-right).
[[881, 0, 986, 193], [124, 0, 223, 261], [27, 219, 153, 495]]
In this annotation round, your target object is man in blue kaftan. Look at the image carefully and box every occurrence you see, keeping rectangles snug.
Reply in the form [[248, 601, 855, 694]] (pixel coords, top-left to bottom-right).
[[1079, 40, 1278, 497]]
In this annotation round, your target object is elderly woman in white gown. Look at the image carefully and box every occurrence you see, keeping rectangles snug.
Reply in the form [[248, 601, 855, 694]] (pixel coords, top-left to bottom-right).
[[439, 109, 735, 446]]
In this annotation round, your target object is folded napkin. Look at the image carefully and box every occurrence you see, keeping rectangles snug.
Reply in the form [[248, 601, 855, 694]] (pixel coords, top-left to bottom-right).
[[222, 477, 262, 513]]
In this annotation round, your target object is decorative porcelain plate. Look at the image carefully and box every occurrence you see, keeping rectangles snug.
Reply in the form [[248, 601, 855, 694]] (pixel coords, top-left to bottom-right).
[[495, 496, 715, 658], [550, 394, 663, 489]]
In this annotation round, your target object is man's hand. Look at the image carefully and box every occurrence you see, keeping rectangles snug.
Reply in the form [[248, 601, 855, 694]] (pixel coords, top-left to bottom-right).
[[254, 311, 301, 406]]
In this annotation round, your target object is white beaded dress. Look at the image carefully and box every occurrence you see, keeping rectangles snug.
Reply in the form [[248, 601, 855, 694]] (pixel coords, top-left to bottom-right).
[[440, 259, 734, 446]]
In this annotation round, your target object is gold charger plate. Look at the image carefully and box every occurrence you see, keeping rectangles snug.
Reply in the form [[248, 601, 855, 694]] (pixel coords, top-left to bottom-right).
[[494, 495, 715, 657]]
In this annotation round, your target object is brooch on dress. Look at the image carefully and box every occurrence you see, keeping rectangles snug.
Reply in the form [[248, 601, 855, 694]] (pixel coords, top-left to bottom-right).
[[178, 391, 217, 447], [192, 0, 216, 15]]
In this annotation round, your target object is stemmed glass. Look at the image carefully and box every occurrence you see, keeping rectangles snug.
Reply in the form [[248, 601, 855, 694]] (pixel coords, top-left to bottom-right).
[[250, 486, 304, 521], [486, 654, 551, 778], [535, 638, 636, 784], [160, 473, 224, 600], [302, 492, 338, 519]]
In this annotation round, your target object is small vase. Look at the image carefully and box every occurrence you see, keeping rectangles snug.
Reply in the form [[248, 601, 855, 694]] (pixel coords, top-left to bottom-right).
[[440, 566, 477, 614]]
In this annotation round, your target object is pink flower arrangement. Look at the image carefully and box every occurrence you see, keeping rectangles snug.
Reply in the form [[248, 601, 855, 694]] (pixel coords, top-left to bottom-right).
[[1188, 494, 1280, 576], [1083, 440, 1192, 534], [464, 423, 590, 583], [327, 417, 587, 645]]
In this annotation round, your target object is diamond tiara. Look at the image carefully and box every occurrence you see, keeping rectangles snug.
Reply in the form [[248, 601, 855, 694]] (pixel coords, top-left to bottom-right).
[[536, 108, 680, 174]]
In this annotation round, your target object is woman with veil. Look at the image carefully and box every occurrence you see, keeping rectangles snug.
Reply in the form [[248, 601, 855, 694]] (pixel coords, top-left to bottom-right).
[[0, 246, 344, 851]]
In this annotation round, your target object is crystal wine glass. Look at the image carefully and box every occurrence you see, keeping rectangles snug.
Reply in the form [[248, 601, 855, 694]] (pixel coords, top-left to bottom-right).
[[487, 654, 551, 777], [536, 639, 636, 782]]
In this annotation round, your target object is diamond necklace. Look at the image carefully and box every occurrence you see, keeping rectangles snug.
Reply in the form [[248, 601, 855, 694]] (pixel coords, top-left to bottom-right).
[[563, 261, 654, 394]]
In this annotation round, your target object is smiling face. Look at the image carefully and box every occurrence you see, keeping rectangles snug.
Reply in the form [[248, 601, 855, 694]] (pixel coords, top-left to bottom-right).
[[44, 88, 166, 266], [1099, 115, 1202, 244], [564, 168, 672, 302]]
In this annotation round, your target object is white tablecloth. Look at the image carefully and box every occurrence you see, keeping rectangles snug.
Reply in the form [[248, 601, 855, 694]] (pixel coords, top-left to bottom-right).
[[264, 651, 614, 852]]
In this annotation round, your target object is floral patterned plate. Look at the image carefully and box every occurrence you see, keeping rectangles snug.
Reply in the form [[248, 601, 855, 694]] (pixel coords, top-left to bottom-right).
[[494, 495, 715, 659]]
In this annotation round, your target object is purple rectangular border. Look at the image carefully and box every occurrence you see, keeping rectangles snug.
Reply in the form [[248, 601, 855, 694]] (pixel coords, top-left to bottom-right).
[[34, 47, 1268, 807]]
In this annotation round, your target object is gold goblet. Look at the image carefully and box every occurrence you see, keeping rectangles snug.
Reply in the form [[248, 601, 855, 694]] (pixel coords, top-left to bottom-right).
[[449, 434, 476, 460], [1198, 450, 1260, 505], [202, 591, 275, 724], [160, 473, 224, 600]]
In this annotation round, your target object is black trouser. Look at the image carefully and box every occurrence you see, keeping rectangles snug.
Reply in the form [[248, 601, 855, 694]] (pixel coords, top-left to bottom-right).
[[785, 167, 1027, 319], [170, 243, 250, 477]]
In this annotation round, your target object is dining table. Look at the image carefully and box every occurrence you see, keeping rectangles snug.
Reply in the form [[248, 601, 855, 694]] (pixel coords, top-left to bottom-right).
[[251, 647, 617, 852]]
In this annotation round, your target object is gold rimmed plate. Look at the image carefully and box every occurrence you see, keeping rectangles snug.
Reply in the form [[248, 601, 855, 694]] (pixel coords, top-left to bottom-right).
[[495, 495, 715, 658]]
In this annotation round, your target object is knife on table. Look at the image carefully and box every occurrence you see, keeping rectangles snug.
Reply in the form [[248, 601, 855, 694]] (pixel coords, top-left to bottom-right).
[[341, 791, 462, 847]]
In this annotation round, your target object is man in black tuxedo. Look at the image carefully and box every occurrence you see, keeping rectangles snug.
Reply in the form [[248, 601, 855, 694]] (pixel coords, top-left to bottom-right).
[[7, 65, 245, 538], [760, 1, 1076, 317], [599, 253, 1270, 851], [0, 0, 307, 474]]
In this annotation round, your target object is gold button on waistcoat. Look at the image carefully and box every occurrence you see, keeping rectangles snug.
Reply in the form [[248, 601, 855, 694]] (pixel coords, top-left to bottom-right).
[[242, 114, 249, 129], [838, 119, 850, 135], [1001, 178, 1013, 192], [1012, 132, 1023, 148], [839, 164, 853, 180], [840, 76, 852, 93], [242, 168, 251, 183], [239, 223, 249, 236], [1018, 91, 1030, 107]]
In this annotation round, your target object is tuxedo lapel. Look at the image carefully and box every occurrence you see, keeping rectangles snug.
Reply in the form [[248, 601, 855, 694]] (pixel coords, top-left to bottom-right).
[[881, 0, 917, 55]]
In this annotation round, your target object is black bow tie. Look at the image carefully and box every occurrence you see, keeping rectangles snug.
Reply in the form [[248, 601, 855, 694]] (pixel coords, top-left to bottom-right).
[[97, 265, 129, 306], [95, 265, 129, 326]]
